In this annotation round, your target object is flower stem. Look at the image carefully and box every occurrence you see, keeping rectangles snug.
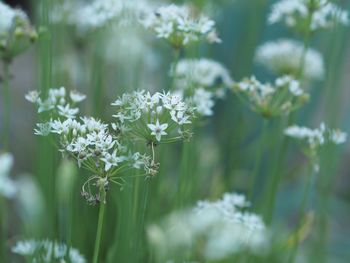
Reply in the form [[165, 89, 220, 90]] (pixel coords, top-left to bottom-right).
[[288, 163, 315, 263], [2, 60, 11, 150], [92, 191, 106, 263], [249, 119, 268, 201], [176, 141, 191, 208]]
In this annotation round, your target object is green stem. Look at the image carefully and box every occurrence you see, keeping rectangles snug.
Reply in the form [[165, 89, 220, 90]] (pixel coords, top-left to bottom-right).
[[170, 48, 180, 90], [92, 191, 106, 263], [264, 118, 288, 223], [0, 197, 7, 262], [176, 141, 191, 208], [288, 163, 315, 263], [2, 61, 11, 150], [249, 119, 268, 201], [297, 2, 314, 81]]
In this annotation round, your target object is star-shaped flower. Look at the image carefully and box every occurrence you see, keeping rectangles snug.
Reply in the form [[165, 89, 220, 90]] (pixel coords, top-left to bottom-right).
[[147, 120, 168, 142]]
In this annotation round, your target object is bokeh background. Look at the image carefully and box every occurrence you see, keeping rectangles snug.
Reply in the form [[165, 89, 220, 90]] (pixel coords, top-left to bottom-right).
[[2, 0, 350, 262]]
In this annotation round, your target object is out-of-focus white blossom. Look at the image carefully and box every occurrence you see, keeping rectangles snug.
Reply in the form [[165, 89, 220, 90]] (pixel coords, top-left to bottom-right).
[[0, 1, 37, 60], [255, 39, 325, 81], [147, 192, 268, 262], [25, 87, 84, 117], [140, 4, 220, 47], [285, 123, 347, 171], [52, 0, 152, 34], [0, 153, 17, 198], [12, 239, 86, 263], [171, 58, 232, 116], [268, 0, 349, 31], [233, 75, 309, 118], [285, 123, 347, 147]]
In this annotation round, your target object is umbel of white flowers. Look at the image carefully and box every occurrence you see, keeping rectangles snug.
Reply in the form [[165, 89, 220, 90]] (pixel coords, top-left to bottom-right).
[[0, 152, 17, 198], [12, 239, 86, 263], [233, 75, 309, 118], [0, 1, 37, 61], [255, 39, 325, 82], [268, 0, 349, 33], [51, 0, 152, 34], [147, 192, 268, 262], [26, 87, 153, 205], [111, 90, 196, 144], [140, 4, 221, 47], [285, 122, 347, 171], [171, 58, 233, 116]]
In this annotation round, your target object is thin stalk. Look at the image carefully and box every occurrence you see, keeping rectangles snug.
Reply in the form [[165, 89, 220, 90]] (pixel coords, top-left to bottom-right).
[[170, 48, 180, 90], [176, 141, 191, 208], [249, 119, 268, 201], [263, 117, 288, 223], [0, 198, 7, 262], [1, 61, 11, 150], [136, 181, 150, 257], [92, 191, 106, 263], [288, 163, 315, 263], [297, 1, 314, 81]]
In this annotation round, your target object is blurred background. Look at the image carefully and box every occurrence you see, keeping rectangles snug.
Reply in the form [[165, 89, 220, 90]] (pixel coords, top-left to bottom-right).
[[1, 0, 350, 262]]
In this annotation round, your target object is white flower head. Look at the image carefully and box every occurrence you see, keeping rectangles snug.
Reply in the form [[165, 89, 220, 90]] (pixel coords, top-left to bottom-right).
[[268, 0, 349, 31], [12, 239, 86, 263], [140, 4, 220, 47], [112, 90, 195, 144], [233, 75, 308, 118], [255, 39, 325, 81], [148, 192, 268, 261]]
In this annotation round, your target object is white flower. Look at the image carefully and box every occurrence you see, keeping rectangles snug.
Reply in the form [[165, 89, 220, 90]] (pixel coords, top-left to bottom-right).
[[25, 90, 40, 103], [12, 239, 86, 263], [140, 4, 220, 46], [0, 2, 17, 34], [285, 123, 347, 147], [112, 90, 195, 143], [101, 150, 125, 171], [233, 75, 308, 117], [58, 104, 79, 118], [192, 88, 215, 116], [34, 123, 52, 136], [148, 120, 168, 142], [268, 0, 349, 31], [148, 192, 268, 261], [0, 153, 17, 198], [172, 58, 233, 91], [255, 39, 325, 81], [330, 130, 347, 145], [70, 90, 87, 103]]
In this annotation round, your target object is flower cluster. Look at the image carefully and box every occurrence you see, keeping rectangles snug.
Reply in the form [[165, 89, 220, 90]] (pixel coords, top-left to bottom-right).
[[25, 87, 86, 118], [255, 39, 325, 81], [233, 75, 309, 118], [26, 87, 150, 204], [111, 90, 195, 143], [140, 4, 220, 47], [285, 123, 347, 171], [52, 0, 123, 33], [12, 239, 86, 263], [171, 58, 233, 116], [0, 1, 37, 60], [268, 0, 349, 32], [0, 152, 17, 198], [52, 0, 153, 34], [147, 192, 268, 262]]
